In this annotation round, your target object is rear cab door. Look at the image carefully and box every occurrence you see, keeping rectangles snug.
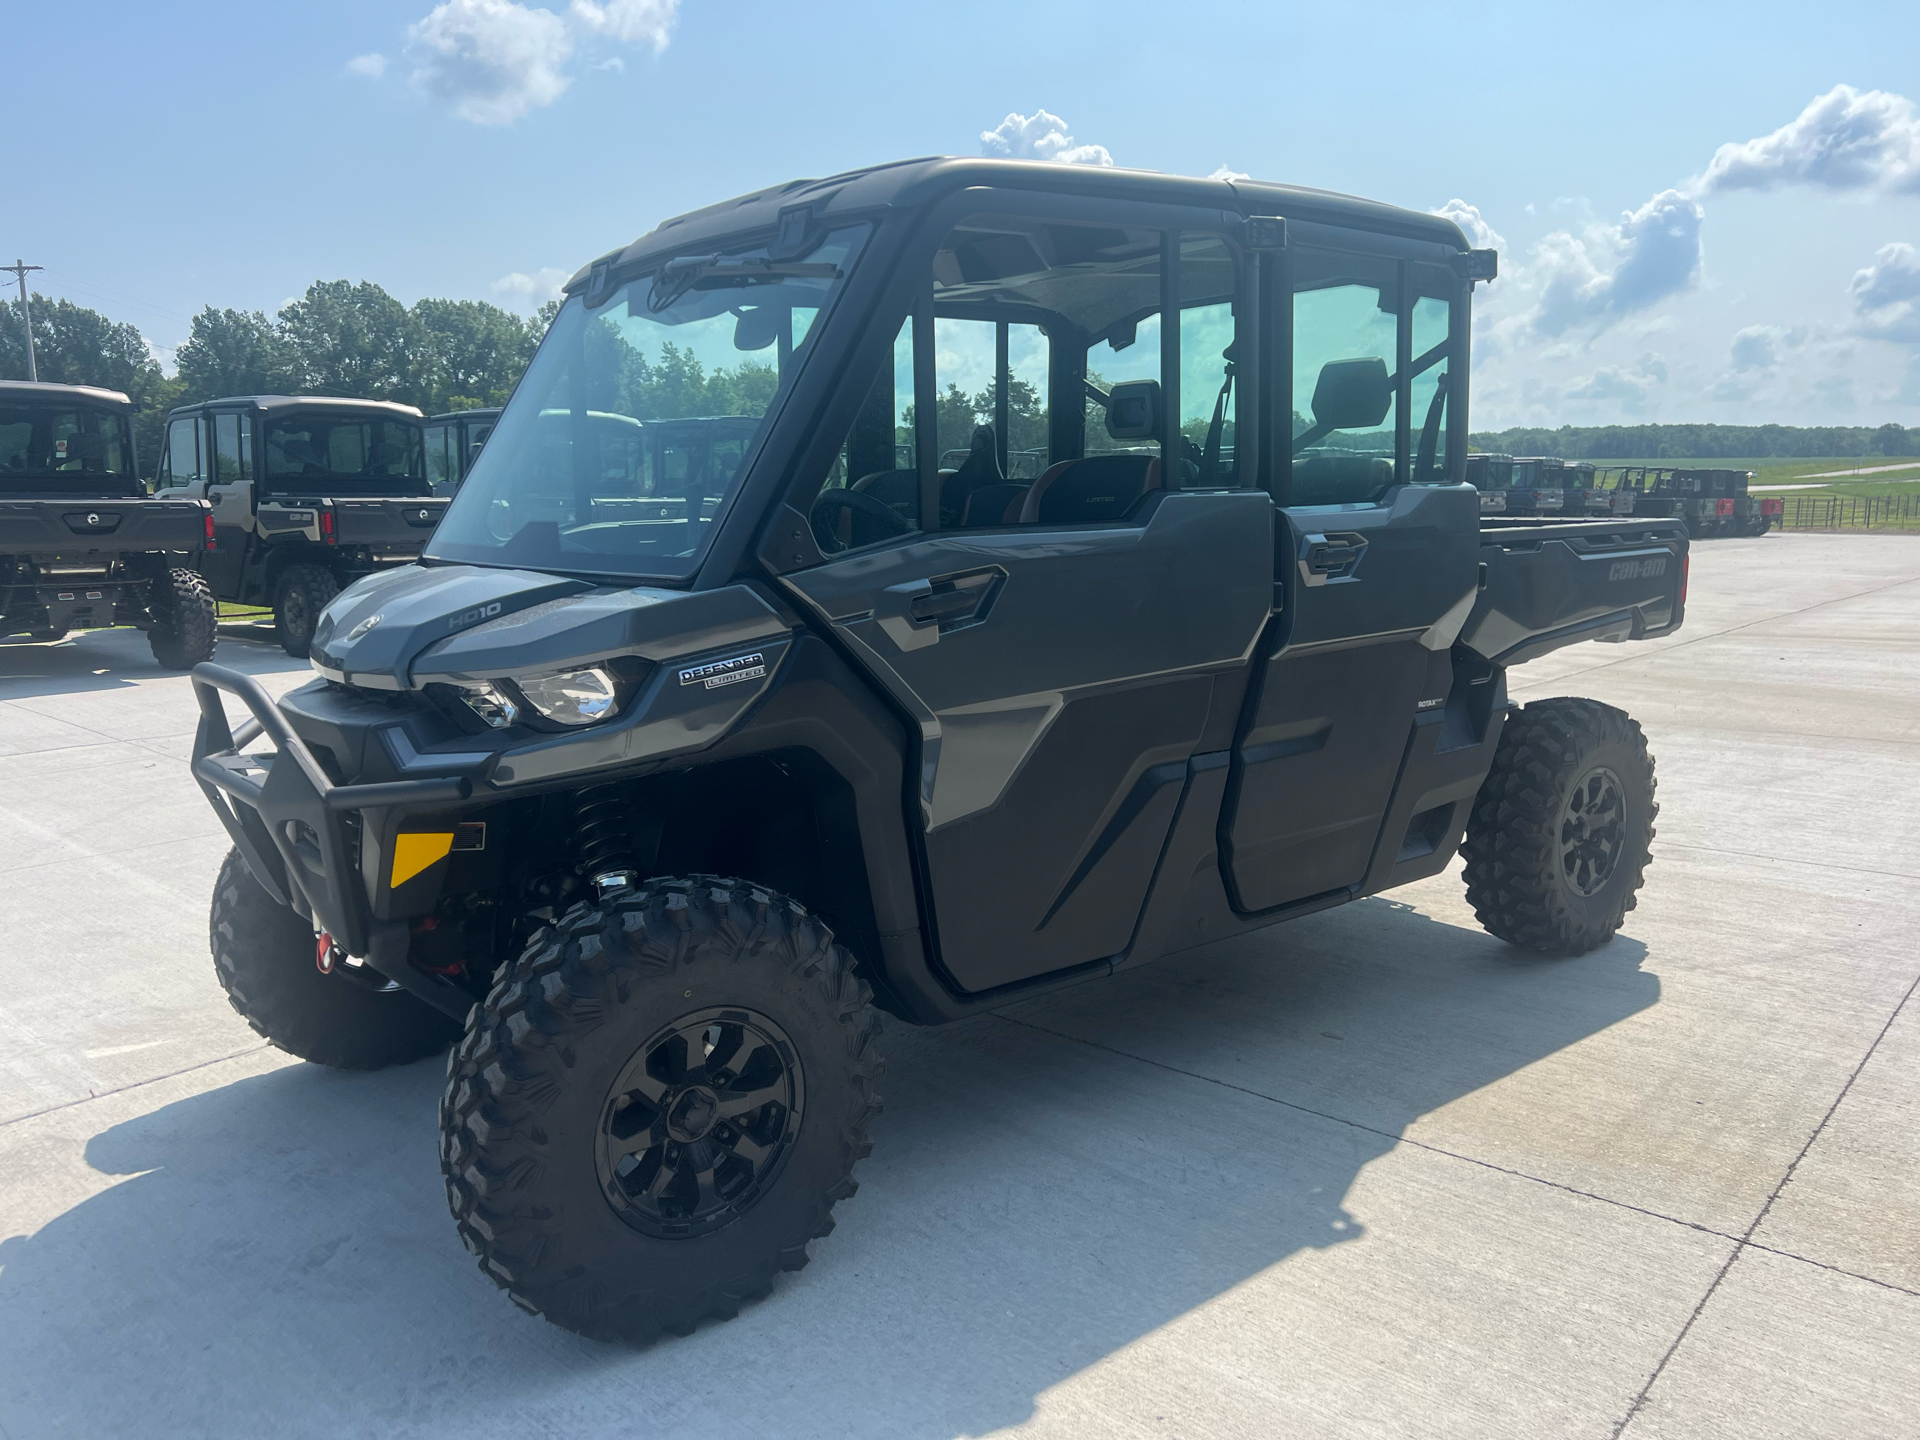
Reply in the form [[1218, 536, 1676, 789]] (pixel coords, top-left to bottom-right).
[[1220, 223, 1483, 913], [771, 190, 1273, 996]]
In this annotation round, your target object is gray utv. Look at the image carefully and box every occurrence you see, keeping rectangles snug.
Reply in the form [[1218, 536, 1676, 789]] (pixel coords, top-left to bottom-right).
[[189, 158, 1688, 1343]]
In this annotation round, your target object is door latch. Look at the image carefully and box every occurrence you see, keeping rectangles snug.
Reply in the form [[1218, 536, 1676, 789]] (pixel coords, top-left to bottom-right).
[[875, 568, 1003, 650], [1298, 531, 1367, 586]]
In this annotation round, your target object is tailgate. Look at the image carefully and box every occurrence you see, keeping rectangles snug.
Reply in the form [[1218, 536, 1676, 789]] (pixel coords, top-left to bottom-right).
[[1462, 517, 1687, 666], [0, 498, 210, 555], [333, 497, 448, 549]]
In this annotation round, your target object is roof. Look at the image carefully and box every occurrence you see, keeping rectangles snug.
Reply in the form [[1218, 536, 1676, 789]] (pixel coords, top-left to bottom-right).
[[170, 394, 425, 420], [0, 380, 133, 408], [568, 156, 1472, 292]]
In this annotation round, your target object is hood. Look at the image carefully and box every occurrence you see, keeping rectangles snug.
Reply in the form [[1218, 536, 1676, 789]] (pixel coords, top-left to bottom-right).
[[309, 564, 592, 688]]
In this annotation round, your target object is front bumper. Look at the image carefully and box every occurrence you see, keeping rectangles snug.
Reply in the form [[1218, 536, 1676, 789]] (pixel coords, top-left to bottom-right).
[[190, 665, 479, 1017]]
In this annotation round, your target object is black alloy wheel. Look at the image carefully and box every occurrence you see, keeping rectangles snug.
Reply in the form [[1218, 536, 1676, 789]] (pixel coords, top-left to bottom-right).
[[597, 1007, 804, 1239], [1560, 766, 1626, 898]]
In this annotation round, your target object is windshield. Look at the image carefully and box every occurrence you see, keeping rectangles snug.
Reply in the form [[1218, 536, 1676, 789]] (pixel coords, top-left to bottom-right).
[[426, 224, 868, 580], [0, 402, 136, 486], [263, 415, 425, 493]]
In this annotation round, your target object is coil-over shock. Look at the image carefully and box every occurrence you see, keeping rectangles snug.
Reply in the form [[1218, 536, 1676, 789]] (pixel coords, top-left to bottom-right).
[[572, 783, 637, 896]]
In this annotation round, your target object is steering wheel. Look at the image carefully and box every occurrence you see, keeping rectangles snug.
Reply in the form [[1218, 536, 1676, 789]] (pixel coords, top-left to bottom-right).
[[810, 487, 915, 553]]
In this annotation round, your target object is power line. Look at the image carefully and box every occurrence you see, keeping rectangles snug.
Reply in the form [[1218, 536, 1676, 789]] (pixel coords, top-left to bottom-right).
[[3, 258, 45, 381]]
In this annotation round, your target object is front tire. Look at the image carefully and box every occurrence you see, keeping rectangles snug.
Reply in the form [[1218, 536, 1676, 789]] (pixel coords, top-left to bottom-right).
[[146, 567, 217, 669], [274, 564, 339, 658], [209, 847, 462, 1068], [441, 877, 884, 1344], [1462, 698, 1657, 955]]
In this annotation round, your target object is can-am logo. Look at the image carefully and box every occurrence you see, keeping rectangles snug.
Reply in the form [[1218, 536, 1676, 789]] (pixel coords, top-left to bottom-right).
[[1608, 557, 1668, 581], [448, 602, 503, 630], [679, 652, 766, 689]]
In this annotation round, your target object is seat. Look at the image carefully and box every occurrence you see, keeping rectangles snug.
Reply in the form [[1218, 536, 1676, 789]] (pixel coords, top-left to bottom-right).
[[1017, 454, 1162, 525], [939, 425, 1004, 526], [960, 481, 1028, 527]]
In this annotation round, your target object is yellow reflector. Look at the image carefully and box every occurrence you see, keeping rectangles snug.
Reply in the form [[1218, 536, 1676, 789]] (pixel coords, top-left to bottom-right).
[[391, 832, 455, 888]]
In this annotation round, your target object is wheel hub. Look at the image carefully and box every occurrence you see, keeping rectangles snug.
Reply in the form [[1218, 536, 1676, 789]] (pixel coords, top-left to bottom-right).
[[595, 1006, 804, 1238], [1560, 765, 1627, 898]]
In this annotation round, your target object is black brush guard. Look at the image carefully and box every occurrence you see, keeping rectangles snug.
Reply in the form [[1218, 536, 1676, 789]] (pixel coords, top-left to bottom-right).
[[190, 663, 477, 1019]]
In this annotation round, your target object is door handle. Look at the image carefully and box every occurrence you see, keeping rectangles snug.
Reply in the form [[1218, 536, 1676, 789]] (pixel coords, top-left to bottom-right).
[[874, 568, 1003, 651], [1299, 531, 1367, 586], [909, 586, 982, 623]]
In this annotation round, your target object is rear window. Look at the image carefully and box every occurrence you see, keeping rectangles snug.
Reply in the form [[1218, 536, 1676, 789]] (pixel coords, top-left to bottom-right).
[[263, 415, 424, 492], [0, 404, 135, 479]]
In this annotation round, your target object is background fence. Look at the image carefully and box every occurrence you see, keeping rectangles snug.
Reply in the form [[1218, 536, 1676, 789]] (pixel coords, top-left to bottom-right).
[[1774, 494, 1920, 531]]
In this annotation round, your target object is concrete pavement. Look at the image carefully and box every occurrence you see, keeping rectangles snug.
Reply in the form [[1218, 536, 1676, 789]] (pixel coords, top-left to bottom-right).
[[0, 535, 1914, 1438]]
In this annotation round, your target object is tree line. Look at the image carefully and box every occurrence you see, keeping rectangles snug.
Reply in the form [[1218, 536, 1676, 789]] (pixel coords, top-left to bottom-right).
[[1, 284, 557, 473], [1470, 422, 1919, 460]]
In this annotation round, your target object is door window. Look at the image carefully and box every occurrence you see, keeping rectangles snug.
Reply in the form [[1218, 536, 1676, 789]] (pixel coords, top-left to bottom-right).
[[213, 413, 245, 484], [165, 416, 204, 487], [1408, 264, 1455, 486], [1289, 249, 1399, 506], [1178, 234, 1240, 488], [808, 317, 920, 552], [424, 424, 453, 490]]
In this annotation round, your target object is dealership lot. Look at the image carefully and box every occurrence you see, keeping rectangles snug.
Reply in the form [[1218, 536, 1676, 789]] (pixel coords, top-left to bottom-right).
[[0, 533, 1914, 1439]]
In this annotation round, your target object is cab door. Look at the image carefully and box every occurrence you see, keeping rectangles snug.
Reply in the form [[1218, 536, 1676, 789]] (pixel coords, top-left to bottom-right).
[[779, 206, 1272, 994], [202, 410, 254, 596], [154, 413, 205, 499], [1220, 238, 1479, 912]]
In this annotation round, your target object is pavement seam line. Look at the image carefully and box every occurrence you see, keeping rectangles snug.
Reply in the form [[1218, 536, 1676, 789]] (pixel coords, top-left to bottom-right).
[[989, 1012, 1740, 1241], [0, 1043, 274, 1130], [1536, 571, 1920, 687], [1737, 1241, 1920, 1300], [1610, 965, 1920, 1437], [1657, 841, 1920, 883]]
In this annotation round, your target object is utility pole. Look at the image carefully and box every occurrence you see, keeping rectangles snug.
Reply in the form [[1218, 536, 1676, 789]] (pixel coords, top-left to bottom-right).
[[3, 259, 45, 381]]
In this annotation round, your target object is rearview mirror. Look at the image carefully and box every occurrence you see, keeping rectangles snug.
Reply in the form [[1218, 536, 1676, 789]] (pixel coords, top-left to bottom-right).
[[1311, 358, 1392, 432], [733, 306, 784, 352]]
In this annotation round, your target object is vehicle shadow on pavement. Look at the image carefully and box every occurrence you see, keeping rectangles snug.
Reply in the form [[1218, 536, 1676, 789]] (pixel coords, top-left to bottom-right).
[[0, 898, 1657, 1437], [0, 626, 306, 702]]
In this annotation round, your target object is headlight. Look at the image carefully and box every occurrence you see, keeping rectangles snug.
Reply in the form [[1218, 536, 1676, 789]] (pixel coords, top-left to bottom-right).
[[517, 667, 619, 726], [457, 681, 520, 729]]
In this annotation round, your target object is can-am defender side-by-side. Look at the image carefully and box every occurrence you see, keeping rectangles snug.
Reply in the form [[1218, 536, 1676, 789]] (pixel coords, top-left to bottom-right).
[[154, 396, 445, 656], [0, 380, 217, 666], [425, 409, 500, 497], [188, 158, 1689, 1344]]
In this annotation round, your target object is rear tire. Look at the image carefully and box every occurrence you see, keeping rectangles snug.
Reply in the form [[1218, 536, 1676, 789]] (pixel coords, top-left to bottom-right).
[[441, 876, 884, 1344], [210, 847, 461, 1069], [1462, 697, 1657, 955], [274, 564, 338, 659], [147, 567, 218, 670]]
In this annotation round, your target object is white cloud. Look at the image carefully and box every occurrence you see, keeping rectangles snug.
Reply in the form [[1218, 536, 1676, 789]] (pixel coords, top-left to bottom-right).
[[492, 266, 571, 313], [1564, 352, 1668, 413], [1730, 324, 1793, 372], [569, 0, 677, 47], [1432, 198, 1505, 254], [1529, 189, 1703, 337], [406, 0, 574, 125], [347, 52, 389, 78], [1698, 85, 1920, 196], [1849, 242, 1920, 342], [980, 110, 1114, 167], [1208, 165, 1249, 183]]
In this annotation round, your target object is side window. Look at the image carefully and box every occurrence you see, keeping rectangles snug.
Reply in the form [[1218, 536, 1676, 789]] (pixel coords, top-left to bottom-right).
[[809, 317, 919, 552], [1178, 233, 1241, 488], [424, 424, 452, 490], [166, 416, 204, 487], [1408, 264, 1455, 485], [1289, 248, 1399, 506], [213, 413, 245, 484]]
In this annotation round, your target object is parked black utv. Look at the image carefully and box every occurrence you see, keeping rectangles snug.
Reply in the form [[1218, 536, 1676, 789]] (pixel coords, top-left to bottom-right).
[[0, 380, 216, 666], [189, 158, 1688, 1345], [155, 396, 446, 656]]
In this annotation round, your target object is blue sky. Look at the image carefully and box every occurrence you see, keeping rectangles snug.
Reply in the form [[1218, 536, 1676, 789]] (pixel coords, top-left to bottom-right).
[[7, 0, 1918, 427]]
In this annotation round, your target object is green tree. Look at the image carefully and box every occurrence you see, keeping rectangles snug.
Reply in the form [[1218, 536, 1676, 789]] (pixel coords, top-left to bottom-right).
[[175, 306, 297, 403], [278, 280, 423, 401], [412, 297, 539, 413]]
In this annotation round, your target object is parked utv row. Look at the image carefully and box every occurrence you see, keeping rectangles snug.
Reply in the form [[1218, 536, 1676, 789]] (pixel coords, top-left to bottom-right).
[[188, 156, 1697, 1346], [1464, 453, 1778, 536]]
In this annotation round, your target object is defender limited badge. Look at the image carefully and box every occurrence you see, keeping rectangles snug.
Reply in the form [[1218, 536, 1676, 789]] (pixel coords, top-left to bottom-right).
[[679, 652, 766, 689]]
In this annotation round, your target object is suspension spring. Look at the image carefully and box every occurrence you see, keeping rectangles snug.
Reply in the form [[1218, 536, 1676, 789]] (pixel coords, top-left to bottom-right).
[[572, 783, 636, 889]]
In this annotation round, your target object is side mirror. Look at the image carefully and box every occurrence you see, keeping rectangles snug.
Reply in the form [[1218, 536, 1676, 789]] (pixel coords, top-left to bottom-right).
[[1311, 358, 1392, 433], [1104, 379, 1162, 441], [733, 306, 785, 352]]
